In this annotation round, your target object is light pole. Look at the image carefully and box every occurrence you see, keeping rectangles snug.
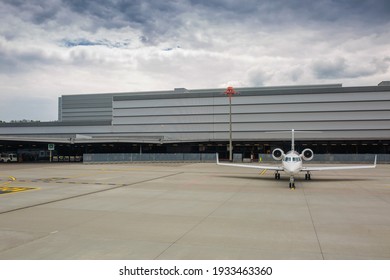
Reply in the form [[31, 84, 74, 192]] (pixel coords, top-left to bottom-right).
[[224, 86, 238, 162]]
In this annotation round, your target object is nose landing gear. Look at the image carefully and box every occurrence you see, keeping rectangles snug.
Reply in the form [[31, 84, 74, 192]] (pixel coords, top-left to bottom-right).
[[289, 176, 295, 189], [275, 172, 296, 189]]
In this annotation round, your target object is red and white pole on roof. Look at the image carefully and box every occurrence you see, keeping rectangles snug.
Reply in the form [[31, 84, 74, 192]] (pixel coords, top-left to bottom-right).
[[224, 86, 238, 162], [224, 86, 237, 99]]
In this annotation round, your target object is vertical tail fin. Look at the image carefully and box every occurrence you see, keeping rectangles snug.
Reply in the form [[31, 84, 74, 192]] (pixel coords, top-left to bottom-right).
[[291, 129, 295, 152]]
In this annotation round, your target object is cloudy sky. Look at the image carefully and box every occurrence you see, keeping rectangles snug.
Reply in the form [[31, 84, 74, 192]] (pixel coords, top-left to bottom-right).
[[1, 0, 390, 121]]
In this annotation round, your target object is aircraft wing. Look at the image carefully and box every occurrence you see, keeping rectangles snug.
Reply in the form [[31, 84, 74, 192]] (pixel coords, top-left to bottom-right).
[[301, 155, 377, 171], [216, 153, 284, 171]]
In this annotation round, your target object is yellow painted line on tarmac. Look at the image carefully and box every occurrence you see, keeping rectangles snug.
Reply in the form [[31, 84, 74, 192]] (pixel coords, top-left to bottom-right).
[[0, 175, 40, 195], [0, 181, 11, 187], [259, 169, 268, 176], [0, 176, 17, 187], [0, 186, 38, 195]]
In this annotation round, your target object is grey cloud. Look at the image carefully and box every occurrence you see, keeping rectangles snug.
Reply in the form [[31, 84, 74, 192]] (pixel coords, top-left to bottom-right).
[[189, 0, 390, 26], [332, 0, 390, 24], [61, 38, 130, 48], [246, 67, 272, 86], [0, 48, 18, 73], [61, 39, 102, 48], [61, 0, 188, 44], [311, 57, 390, 79], [311, 58, 347, 79], [288, 68, 304, 82], [0, 45, 61, 74], [4, 0, 390, 30], [2, 0, 62, 25], [3, 0, 389, 48]]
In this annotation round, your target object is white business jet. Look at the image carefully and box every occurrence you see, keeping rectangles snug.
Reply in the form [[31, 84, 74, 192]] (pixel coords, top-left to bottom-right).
[[216, 129, 377, 189]]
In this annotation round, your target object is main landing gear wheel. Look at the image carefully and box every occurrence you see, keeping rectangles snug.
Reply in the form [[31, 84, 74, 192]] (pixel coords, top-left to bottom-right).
[[305, 172, 311, 180], [274, 172, 281, 180]]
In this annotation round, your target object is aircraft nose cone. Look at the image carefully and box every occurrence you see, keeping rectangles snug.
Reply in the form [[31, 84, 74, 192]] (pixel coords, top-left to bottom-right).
[[285, 167, 294, 174], [285, 164, 299, 175]]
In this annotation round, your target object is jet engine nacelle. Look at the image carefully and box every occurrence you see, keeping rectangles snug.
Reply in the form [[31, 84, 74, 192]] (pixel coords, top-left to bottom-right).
[[301, 148, 314, 161], [272, 148, 285, 161]]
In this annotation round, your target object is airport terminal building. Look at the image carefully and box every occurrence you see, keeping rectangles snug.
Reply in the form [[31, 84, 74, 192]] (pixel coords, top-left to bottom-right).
[[1, 82, 390, 161]]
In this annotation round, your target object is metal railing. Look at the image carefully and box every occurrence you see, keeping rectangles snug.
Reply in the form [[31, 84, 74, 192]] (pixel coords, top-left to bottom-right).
[[83, 153, 218, 163]]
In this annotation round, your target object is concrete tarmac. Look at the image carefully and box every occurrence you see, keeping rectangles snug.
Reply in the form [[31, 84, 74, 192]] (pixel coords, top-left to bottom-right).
[[0, 162, 389, 260]]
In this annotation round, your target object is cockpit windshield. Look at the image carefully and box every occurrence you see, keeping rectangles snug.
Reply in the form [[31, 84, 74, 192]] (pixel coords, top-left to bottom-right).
[[284, 157, 301, 162]]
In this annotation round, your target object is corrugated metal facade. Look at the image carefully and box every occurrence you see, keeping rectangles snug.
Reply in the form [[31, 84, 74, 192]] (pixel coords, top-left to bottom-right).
[[1, 83, 390, 144], [108, 85, 390, 142], [60, 93, 113, 122]]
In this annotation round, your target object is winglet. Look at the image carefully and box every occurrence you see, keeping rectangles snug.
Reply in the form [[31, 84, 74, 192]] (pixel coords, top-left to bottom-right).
[[374, 155, 377, 167], [216, 153, 219, 165]]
